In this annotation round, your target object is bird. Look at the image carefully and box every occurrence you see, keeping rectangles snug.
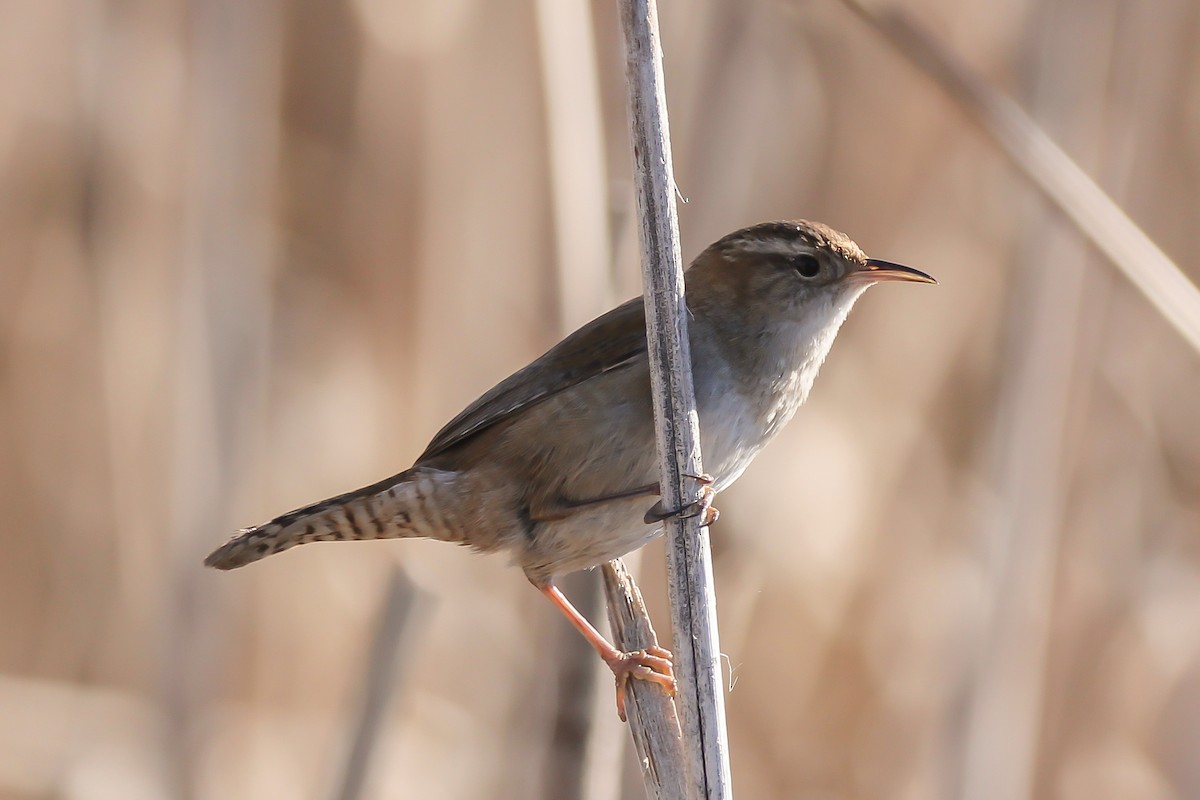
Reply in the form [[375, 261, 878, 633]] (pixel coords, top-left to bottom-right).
[[205, 219, 935, 719]]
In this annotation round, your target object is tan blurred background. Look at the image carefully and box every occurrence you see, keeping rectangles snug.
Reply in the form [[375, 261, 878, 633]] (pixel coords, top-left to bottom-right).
[[3, 0, 1199, 797]]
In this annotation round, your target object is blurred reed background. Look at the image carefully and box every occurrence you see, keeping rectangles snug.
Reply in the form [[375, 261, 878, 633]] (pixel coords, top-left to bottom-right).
[[2, 0, 1199, 798]]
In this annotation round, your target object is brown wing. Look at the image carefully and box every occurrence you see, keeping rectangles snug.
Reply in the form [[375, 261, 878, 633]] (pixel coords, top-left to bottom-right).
[[417, 296, 648, 462]]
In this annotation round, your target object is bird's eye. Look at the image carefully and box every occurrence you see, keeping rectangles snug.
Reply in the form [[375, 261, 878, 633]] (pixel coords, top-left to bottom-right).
[[793, 254, 821, 278]]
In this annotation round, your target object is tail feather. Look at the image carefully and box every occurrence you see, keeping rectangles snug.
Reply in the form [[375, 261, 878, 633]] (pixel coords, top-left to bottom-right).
[[205, 469, 431, 570]]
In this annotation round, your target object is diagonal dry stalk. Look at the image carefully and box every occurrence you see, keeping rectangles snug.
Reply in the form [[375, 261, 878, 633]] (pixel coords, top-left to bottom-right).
[[833, 3, 1192, 796], [838, 0, 1200, 356], [602, 560, 687, 799]]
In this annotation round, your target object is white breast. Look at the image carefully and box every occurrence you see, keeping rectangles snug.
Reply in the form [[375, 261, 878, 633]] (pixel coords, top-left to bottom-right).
[[693, 283, 868, 491]]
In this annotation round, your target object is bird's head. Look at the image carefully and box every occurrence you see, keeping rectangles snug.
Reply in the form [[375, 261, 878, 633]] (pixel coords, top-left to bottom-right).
[[687, 220, 935, 325]]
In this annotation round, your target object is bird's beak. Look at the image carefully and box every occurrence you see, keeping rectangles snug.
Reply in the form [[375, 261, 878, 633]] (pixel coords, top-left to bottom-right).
[[849, 259, 938, 285]]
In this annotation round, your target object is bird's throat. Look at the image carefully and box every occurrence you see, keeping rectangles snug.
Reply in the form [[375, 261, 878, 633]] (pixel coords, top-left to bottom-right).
[[689, 285, 867, 488]]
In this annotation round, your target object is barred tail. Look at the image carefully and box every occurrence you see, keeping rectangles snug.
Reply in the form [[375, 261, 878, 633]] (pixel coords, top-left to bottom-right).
[[205, 468, 450, 570]]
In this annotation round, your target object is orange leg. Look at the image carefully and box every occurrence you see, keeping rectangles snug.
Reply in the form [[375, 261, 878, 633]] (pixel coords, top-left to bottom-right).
[[540, 583, 675, 721]]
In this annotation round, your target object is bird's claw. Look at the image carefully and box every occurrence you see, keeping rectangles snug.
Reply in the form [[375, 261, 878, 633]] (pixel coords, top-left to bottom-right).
[[605, 645, 676, 722], [643, 474, 719, 526]]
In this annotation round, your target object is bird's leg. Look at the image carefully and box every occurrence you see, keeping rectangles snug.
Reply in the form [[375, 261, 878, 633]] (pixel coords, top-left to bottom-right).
[[528, 483, 660, 523], [643, 473, 719, 526], [538, 582, 675, 721]]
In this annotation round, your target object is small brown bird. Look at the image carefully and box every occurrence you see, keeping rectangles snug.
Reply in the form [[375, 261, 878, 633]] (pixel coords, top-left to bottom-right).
[[205, 220, 934, 719]]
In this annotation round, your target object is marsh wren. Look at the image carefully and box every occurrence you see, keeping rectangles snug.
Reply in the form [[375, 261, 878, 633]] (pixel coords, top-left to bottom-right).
[[206, 220, 935, 719]]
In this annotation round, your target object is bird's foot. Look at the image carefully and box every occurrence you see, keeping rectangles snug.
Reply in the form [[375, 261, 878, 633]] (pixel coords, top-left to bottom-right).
[[643, 473, 719, 527], [605, 645, 676, 722]]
